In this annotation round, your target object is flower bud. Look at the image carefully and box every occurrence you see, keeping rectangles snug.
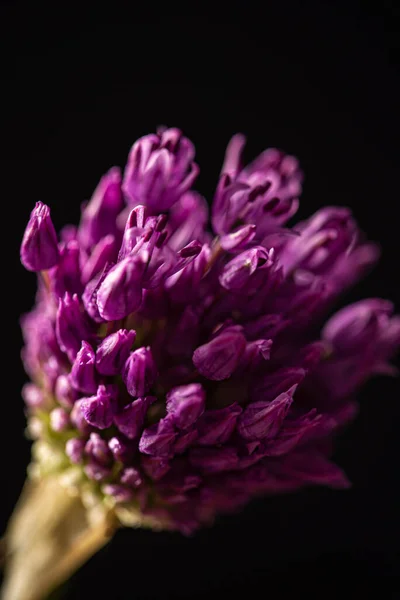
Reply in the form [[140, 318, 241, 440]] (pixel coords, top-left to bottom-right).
[[252, 368, 305, 403], [22, 383, 45, 409], [237, 389, 295, 441], [240, 339, 272, 371], [84, 460, 111, 482], [173, 428, 198, 454], [51, 240, 82, 297], [65, 438, 85, 464], [54, 374, 77, 408], [49, 407, 70, 432], [79, 167, 124, 250], [220, 224, 256, 251], [85, 432, 112, 466], [97, 253, 147, 320], [139, 415, 178, 457], [322, 299, 395, 355], [70, 341, 97, 394], [118, 206, 146, 261], [55, 293, 91, 362], [114, 396, 156, 439], [70, 399, 92, 433], [122, 347, 157, 397], [96, 329, 136, 375], [108, 436, 134, 463], [166, 383, 205, 430], [141, 456, 171, 481], [20, 202, 59, 271], [123, 127, 199, 212], [120, 467, 143, 488], [219, 247, 271, 291], [82, 264, 112, 323], [81, 235, 118, 285], [167, 191, 208, 251], [196, 403, 242, 445], [212, 135, 301, 236], [102, 484, 133, 503], [80, 384, 116, 430], [193, 327, 247, 380]]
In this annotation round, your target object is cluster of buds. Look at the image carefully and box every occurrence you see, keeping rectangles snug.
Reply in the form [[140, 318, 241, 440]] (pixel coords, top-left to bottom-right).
[[20, 127, 399, 533]]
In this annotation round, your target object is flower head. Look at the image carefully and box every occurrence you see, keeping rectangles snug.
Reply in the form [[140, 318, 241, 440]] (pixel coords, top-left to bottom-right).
[[20, 128, 399, 534]]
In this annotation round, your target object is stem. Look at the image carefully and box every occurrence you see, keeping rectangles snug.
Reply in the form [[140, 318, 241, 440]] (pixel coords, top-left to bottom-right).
[[204, 237, 223, 275], [1, 477, 117, 600], [40, 270, 51, 293]]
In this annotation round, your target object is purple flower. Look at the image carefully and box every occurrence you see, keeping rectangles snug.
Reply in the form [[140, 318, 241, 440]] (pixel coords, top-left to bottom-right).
[[322, 299, 398, 356], [79, 167, 124, 250], [22, 383, 45, 409], [108, 436, 134, 463], [279, 207, 379, 297], [20, 127, 399, 534], [240, 339, 272, 371], [81, 384, 116, 430], [220, 224, 256, 251], [192, 327, 247, 380], [84, 461, 112, 482], [96, 329, 136, 375], [219, 247, 272, 291], [315, 299, 400, 399], [20, 202, 59, 271], [118, 206, 146, 261], [54, 375, 77, 408], [85, 432, 112, 465], [123, 127, 199, 212], [102, 484, 134, 503], [97, 253, 147, 321], [212, 135, 302, 237], [56, 293, 91, 362], [120, 467, 143, 488], [237, 389, 294, 441], [114, 396, 156, 439], [70, 399, 92, 433], [82, 264, 112, 323], [196, 403, 242, 445], [139, 415, 178, 457], [141, 456, 171, 481], [49, 407, 70, 432], [166, 384, 205, 430], [174, 428, 199, 454], [66, 438, 85, 464], [70, 341, 97, 394], [122, 347, 157, 397], [50, 240, 82, 297], [81, 235, 118, 285], [167, 191, 209, 251]]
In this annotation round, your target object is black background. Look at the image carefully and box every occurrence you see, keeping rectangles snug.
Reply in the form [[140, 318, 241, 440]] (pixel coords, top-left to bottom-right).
[[1, 1, 399, 596]]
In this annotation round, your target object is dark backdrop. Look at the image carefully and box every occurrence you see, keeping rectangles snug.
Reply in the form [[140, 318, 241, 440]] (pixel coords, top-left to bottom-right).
[[1, 1, 399, 596]]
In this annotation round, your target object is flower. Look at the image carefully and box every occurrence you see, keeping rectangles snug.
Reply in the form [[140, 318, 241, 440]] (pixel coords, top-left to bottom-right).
[[20, 202, 59, 271], [122, 347, 157, 397], [20, 128, 399, 534], [123, 127, 199, 212], [212, 135, 302, 238], [95, 329, 136, 375]]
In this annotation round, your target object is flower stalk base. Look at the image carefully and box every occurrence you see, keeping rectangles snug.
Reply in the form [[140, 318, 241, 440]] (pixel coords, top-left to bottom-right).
[[1, 476, 118, 600]]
